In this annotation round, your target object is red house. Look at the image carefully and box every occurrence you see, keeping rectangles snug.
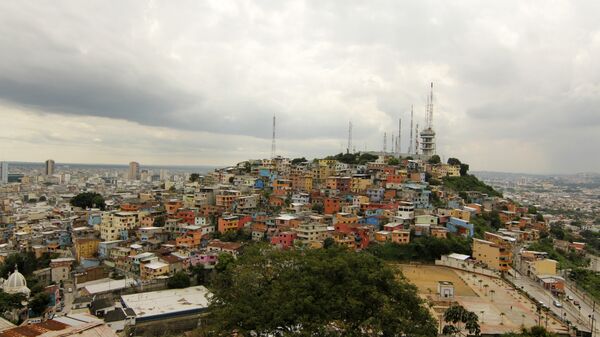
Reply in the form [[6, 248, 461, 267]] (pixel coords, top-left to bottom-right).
[[271, 232, 297, 249]]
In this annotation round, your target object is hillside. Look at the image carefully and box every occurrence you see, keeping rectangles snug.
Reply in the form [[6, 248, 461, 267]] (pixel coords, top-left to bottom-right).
[[442, 174, 502, 197]]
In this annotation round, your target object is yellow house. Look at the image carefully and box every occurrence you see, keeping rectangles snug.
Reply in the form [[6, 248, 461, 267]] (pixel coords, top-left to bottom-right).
[[74, 238, 100, 262], [450, 209, 471, 222], [141, 261, 169, 280], [472, 238, 511, 272], [529, 259, 558, 276], [391, 230, 411, 244], [303, 175, 313, 191], [351, 176, 372, 193], [100, 211, 139, 241]]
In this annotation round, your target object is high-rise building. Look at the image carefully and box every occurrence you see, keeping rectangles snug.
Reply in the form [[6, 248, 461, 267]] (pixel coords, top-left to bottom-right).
[[45, 159, 55, 175], [128, 161, 140, 180], [0, 161, 8, 184]]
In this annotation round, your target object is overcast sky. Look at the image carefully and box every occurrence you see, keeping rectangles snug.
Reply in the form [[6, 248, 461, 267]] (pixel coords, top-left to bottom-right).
[[0, 1, 599, 174]]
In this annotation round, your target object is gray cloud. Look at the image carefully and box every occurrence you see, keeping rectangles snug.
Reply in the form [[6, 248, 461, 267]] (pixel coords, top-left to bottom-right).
[[0, 1, 599, 173]]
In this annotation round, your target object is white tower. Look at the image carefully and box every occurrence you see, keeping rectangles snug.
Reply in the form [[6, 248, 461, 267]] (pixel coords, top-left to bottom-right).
[[420, 82, 436, 157]]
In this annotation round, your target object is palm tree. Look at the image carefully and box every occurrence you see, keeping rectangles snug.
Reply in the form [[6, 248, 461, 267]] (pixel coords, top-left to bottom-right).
[[490, 289, 495, 302], [500, 312, 505, 325], [484, 284, 489, 296]]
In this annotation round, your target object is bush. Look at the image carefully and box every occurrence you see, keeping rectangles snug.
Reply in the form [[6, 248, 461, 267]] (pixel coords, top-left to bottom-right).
[[167, 271, 191, 289]]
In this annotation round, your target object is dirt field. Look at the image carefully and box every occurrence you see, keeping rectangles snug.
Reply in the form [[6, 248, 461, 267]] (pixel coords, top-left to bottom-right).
[[396, 264, 478, 297]]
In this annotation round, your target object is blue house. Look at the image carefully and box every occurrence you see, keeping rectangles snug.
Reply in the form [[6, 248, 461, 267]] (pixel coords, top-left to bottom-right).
[[446, 217, 474, 237], [254, 179, 265, 190], [366, 188, 385, 203], [88, 213, 102, 227]]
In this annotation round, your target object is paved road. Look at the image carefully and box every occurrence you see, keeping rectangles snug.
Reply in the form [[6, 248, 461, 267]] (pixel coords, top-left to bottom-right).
[[564, 283, 600, 335], [508, 271, 589, 332]]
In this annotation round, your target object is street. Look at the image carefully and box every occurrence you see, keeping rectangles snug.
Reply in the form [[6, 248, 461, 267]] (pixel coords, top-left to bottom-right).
[[508, 270, 595, 334]]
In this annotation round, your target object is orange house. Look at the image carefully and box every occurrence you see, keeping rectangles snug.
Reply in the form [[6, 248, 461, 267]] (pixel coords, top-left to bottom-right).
[[176, 230, 202, 248], [386, 174, 405, 184], [121, 203, 141, 212], [269, 195, 285, 207], [324, 198, 341, 215], [383, 189, 397, 201], [218, 216, 240, 233], [166, 200, 183, 214], [272, 179, 292, 196]]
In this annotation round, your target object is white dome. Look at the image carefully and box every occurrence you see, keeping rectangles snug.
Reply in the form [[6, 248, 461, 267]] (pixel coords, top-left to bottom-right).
[[3, 267, 30, 297]]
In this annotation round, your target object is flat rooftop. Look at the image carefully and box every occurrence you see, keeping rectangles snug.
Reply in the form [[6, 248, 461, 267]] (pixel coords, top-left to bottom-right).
[[121, 286, 211, 320]]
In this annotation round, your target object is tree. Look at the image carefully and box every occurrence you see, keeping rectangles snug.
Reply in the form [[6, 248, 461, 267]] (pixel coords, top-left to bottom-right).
[[29, 292, 51, 316], [0, 291, 26, 316], [153, 215, 166, 227], [447, 158, 462, 166], [0, 251, 38, 278], [70, 192, 105, 210], [428, 154, 441, 165], [442, 305, 481, 336], [387, 157, 400, 165], [291, 157, 308, 165], [203, 245, 437, 336], [460, 163, 470, 176], [323, 237, 335, 249], [189, 173, 201, 182], [311, 203, 324, 214], [167, 271, 191, 289]]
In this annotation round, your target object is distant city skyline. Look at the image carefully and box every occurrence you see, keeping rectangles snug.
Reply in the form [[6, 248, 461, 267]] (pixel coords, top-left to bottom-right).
[[0, 2, 599, 174]]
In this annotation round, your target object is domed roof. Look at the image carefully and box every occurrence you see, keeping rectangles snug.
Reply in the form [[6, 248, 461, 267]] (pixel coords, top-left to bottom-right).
[[3, 266, 30, 296]]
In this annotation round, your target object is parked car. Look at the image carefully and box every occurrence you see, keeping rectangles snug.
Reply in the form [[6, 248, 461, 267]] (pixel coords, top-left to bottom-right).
[[566, 295, 573, 301], [553, 300, 563, 308], [574, 300, 580, 306]]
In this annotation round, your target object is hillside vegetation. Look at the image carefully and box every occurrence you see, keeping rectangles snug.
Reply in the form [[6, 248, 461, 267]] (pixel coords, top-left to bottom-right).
[[443, 174, 502, 197]]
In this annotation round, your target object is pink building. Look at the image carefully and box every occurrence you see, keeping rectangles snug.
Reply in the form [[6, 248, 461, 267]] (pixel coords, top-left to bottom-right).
[[189, 252, 219, 267]]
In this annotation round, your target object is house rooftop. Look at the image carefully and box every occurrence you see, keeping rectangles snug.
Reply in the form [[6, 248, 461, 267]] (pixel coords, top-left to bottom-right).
[[120, 286, 211, 320]]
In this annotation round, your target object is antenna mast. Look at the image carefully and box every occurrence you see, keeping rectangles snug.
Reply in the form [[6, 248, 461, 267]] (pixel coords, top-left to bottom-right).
[[408, 105, 414, 154], [427, 82, 434, 129], [347, 121, 352, 154], [271, 114, 276, 159], [415, 123, 419, 155], [397, 118, 401, 156], [383, 132, 387, 154]]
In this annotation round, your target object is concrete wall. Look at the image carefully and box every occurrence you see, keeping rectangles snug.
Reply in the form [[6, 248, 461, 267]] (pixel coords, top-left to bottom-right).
[[435, 256, 501, 278]]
